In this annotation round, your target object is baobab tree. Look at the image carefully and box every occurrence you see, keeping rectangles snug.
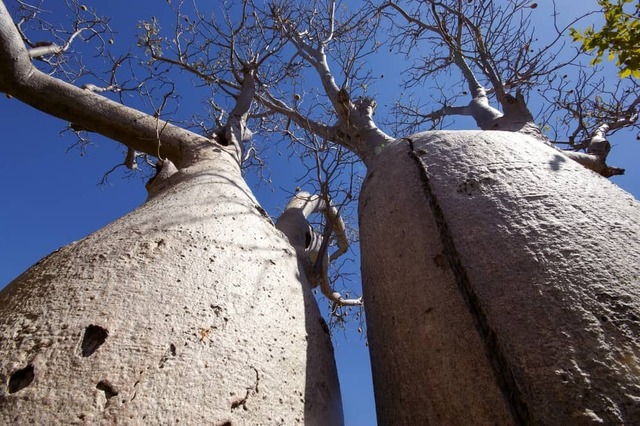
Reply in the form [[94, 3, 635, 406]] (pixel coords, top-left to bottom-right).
[[2, 0, 640, 425], [0, 1, 344, 424], [242, 0, 640, 423]]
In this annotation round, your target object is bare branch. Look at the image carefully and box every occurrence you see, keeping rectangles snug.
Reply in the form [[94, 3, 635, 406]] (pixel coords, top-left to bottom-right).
[[562, 150, 625, 177], [379, 0, 583, 140], [256, 91, 340, 144], [13, 0, 114, 82], [540, 68, 639, 166], [265, 0, 393, 162], [0, 1, 210, 167], [270, 2, 342, 111], [28, 27, 85, 58]]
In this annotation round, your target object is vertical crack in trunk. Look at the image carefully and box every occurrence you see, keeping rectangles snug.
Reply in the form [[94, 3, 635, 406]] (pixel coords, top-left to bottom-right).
[[404, 138, 530, 425]]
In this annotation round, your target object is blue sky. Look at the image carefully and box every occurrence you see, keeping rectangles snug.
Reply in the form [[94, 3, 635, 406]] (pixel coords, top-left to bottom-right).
[[0, 1, 638, 425]]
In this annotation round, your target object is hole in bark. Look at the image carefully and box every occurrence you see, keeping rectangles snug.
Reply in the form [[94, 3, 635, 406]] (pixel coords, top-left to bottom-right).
[[96, 380, 118, 400], [81, 325, 109, 357], [7, 364, 35, 393], [212, 129, 229, 146], [159, 344, 177, 369], [600, 315, 609, 323]]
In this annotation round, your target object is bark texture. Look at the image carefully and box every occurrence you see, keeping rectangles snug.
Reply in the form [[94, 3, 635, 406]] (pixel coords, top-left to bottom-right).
[[0, 147, 343, 425], [360, 130, 640, 425]]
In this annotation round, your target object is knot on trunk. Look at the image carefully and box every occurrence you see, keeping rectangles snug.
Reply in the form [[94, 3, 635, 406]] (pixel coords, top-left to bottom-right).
[[145, 159, 178, 199]]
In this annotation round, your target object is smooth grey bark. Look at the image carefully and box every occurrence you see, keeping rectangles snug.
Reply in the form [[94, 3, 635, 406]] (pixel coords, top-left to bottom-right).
[[360, 130, 640, 424], [0, 147, 343, 424]]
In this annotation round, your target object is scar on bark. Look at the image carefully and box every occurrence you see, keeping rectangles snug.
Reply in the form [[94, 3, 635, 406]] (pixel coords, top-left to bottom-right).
[[405, 137, 530, 424], [275, 191, 362, 306], [96, 380, 119, 408]]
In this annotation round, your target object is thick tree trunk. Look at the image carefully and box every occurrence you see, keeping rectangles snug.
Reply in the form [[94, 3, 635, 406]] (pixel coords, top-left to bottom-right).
[[360, 130, 640, 424], [0, 147, 343, 425]]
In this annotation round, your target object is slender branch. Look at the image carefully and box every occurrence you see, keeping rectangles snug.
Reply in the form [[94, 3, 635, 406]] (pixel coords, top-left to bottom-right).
[[256, 91, 340, 144], [379, 2, 440, 33], [322, 0, 336, 45], [28, 28, 85, 58], [273, 7, 342, 111]]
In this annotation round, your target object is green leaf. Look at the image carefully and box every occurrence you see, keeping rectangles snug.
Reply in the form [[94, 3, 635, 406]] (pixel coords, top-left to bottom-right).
[[571, 0, 640, 78]]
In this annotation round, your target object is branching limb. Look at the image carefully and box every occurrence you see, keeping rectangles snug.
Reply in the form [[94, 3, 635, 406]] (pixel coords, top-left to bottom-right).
[[256, 92, 340, 146], [265, 0, 393, 162], [276, 191, 362, 307], [546, 72, 639, 178], [557, 98, 638, 177], [324, 200, 348, 262], [13, 1, 114, 82], [379, 0, 588, 141], [213, 66, 258, 162], [378, 1, 518, 131], [561, 150, 625, 177], [0, 1, 208, 167], [270, 1, 342, 110], [28, 28, 85, 58], [135, 1, 282, 163]]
